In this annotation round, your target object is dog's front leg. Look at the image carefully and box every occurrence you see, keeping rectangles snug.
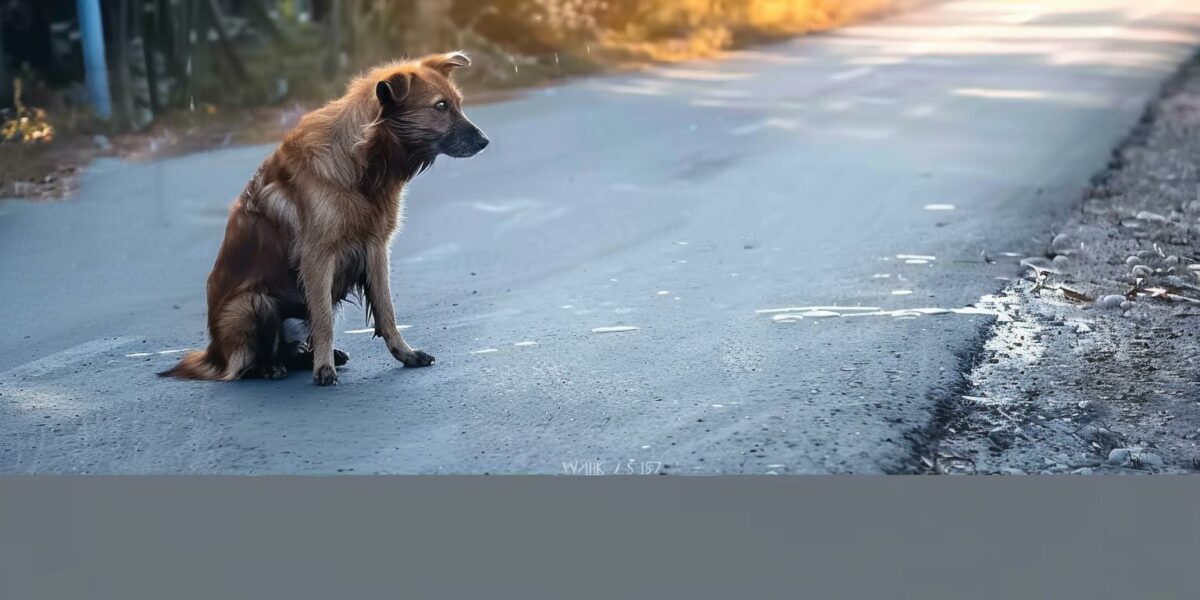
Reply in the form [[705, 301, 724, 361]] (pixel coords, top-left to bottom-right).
[[301, 250, 339, 385], [366, 243, 435, 368]]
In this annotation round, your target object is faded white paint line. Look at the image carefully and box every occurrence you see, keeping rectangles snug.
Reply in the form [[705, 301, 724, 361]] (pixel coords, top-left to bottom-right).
[[892, 290, 914, 296], [657, 291, 670, 295], [5, 337, 138, 379], [829, 67, 872, 81], [924, 203, 956, 211], [729, 121, 766, 136], [795, 310, 840, 318], [125, 352, 153, 358], [592, 326, 639, 334], [756, 306, 881, 314], [514, 341, 538, 347], [469, 348, 499, 354], [345, 325, 410, 334], [953, 87, 1047, 100], [896, 254, 936, 261], [156, 349, 189, 355]]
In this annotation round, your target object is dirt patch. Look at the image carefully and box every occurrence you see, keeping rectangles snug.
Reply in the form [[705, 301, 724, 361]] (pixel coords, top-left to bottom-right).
[[926, 53, 1200, 475]]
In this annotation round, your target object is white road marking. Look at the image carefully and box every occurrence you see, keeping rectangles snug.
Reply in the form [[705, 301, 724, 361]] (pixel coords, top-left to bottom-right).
[[591, 326, 639, 334], [345, 325, 410, 334], [756, 306, 881, 314], [829, 67, 872, 81], [5, 337, 138, 379]]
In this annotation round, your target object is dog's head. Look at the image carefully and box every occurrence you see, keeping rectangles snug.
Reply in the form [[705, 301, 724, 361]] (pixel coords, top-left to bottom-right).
[[373, 52, 489, 159]]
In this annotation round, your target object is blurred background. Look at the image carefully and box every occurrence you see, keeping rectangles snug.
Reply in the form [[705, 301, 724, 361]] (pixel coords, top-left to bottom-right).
[[0, 1, 917, 141]]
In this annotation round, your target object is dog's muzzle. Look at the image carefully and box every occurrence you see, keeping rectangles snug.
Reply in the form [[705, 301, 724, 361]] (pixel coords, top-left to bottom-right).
[[443, 122, 489, 157]]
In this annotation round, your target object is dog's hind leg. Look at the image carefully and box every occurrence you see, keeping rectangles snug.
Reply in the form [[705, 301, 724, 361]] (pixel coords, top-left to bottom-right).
[[250, 295, 287, 380], [216, 292, 281, 381]]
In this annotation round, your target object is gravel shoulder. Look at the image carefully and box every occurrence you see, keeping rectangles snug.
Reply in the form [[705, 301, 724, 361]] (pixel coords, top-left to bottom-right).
[[929, 52, 1200, 475]]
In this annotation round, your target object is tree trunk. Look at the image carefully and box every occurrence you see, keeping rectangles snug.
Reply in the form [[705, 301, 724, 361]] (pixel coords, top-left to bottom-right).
[[139, 0, 161, 114], [111, 0, 136, 128], [0, 11, 10, 109], [410, 0, 449, 54], [324, 0, 342, 75]]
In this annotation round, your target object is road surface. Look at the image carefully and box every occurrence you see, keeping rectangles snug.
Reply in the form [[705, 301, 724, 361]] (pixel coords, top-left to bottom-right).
[[3, 0, 1200, 473]]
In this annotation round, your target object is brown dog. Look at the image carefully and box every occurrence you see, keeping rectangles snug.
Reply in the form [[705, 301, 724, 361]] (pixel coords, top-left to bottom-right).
[[162, 52, 488, 385]]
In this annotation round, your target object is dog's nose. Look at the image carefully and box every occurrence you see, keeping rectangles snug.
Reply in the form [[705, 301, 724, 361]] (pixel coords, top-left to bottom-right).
[[474, 131, 490, 150]]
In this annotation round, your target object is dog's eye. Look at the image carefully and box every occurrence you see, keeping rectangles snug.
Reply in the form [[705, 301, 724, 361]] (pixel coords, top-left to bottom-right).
[[434, 100, 448, 112]]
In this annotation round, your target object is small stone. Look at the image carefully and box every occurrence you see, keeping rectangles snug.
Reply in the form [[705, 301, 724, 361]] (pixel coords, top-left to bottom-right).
[[1131, 265, 1153, 278], [1051, 233, 1072, 252], [987, 426, 1015, 450], [1108, 448, 1132, 465], [1073, 467, 1094, 475], [1126, 255, 1141, 267], [1020, 256, 1057, 273], [1078, 400, 1092, 409], [1164, 255, 1180, 266], [1120, 300, 1135, 311], [1097, 295, 1125, 309], [1139, 452, 1164, 468], [1053, 255, 1071, 269]]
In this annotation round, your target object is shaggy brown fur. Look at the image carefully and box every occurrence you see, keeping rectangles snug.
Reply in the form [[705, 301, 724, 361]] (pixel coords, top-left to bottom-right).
[[162, 52, 488, 385]]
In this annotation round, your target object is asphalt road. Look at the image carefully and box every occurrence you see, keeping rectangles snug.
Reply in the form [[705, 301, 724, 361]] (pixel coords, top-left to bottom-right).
[[3, 0, 1200, 474]]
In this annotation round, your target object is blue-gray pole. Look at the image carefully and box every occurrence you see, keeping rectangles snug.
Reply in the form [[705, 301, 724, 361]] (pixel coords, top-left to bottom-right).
[[77, 0, 112, 120]]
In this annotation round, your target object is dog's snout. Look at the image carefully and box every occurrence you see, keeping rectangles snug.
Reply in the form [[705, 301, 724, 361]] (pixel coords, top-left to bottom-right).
[[443, 120, 489, 157]]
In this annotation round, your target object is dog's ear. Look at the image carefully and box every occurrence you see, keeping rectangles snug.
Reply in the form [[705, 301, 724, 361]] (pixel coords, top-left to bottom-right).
[[375, 74, 410, 106], [421, 51, 471, 76]]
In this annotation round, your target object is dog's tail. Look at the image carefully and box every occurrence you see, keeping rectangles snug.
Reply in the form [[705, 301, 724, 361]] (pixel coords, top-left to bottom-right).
[[158, 348, 226, 381]]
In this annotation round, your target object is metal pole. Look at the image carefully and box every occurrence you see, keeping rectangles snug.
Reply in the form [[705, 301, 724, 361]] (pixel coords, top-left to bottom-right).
[[77, 0, 113, 119]]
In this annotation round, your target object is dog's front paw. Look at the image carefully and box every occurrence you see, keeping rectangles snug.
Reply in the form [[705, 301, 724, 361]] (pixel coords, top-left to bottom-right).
[[314, 364, 339, 386], [397, 349, 436, 368]]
